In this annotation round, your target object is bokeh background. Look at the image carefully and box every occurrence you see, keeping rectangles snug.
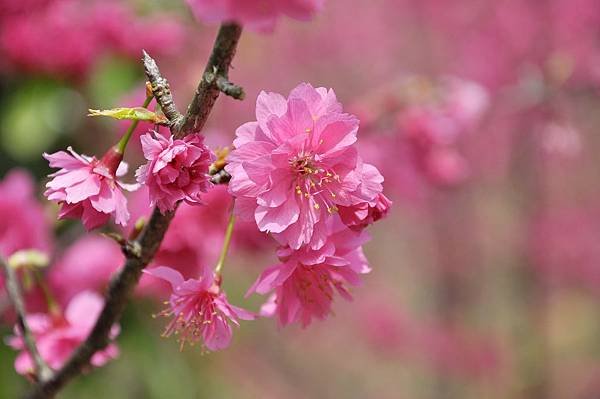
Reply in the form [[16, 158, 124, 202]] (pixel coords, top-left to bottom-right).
[[2, 0, 600, 398]]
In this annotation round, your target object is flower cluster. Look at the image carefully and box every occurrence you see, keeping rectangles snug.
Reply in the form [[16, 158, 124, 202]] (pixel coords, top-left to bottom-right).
[[227, 83, 391, 327]]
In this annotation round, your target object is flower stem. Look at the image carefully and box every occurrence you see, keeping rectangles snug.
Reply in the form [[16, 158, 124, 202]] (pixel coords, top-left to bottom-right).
[[116, 95, 154, 154], [215, 209, 235, 275], [33, 269, 61, 317]]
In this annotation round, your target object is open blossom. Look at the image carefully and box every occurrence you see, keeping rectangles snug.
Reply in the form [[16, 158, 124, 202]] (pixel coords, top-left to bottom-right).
[[144, 266, 253, 351], [226, 83, 384, 250], [6, 291, 119, 375], [136, 133, 214, 214], [43, 147, 136, 230], [186, 0, 324, 32], [247, 225, 370, 327]]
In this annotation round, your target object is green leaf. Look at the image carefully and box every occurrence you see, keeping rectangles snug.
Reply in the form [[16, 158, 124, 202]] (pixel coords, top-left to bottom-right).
[[88, 107, 167, 124]]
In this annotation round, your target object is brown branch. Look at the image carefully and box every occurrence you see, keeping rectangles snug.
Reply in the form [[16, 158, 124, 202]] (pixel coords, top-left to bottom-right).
[[179, 23, 243, 136], [215, 74, 245, 100], [24, 22, 243, 399], [1, 257, 53, 382], [142, 50, 184, 129]]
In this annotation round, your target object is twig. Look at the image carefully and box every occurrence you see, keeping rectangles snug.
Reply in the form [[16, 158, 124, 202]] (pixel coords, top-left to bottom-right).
[[179, 23, 243, 136], [24, 23, 243, 399], [215, 75, 245, 100], [142, 50, 185, 129], [1, 257, 53, 382]]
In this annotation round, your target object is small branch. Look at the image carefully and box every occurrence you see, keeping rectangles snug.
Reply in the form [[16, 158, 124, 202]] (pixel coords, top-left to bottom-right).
[[215, 75, 245, 100], [1, 257, 53, 382], [179, 23, 243, 136], [142, 50, 184, 129]]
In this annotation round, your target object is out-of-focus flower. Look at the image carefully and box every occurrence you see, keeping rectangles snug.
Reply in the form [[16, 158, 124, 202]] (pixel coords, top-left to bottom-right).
[[186, 0, 324, 32], [6, 291, 119, 375], [43, 147, 136, 230], [136, 133, 214, 214], [0, 169, 52, 258], [48, 235, 123, 305], [0, 0, 186, 78], [247, 225, 370, 327], [226, 83, 383, 250], [529, 208, 600, 293], [144, 266, 253, 351], [399, 77, 489, 187]]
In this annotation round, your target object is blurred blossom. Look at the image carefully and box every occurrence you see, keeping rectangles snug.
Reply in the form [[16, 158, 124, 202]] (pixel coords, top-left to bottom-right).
[[0, 0, 185, 78], [6, 291, 120, 376], [539, 121, 582, 158], [48, 235, 124, 306], [186, 0, 324, 32], [0, 169, 52, 259], [529, 208, 600, 293]]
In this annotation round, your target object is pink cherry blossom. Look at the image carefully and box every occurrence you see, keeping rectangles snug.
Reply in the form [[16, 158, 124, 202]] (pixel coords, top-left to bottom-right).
[[144, 266, 253, 351], [186, 0, 324, 32], [0, 169, 52, 258], [43, 147, 136, 230], [226, 83, 384, 250], [338, 193, 392, 230], [48, 235, 124, 305], [247, 226, 370, 327], [136, 133, 214, 214], [6, 291, 119, 376]]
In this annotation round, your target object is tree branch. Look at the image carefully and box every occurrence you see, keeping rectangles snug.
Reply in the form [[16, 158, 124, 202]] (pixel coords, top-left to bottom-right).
[[1, 257, 53, 382], [24, 22, 243, 399], [142, 50, 184, 128], [179, 23, 243, 136]]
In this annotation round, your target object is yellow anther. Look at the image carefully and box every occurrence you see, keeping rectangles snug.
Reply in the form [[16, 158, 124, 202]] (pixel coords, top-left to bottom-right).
[[304, 193, 310, 198], [314, 203, 320, 210]]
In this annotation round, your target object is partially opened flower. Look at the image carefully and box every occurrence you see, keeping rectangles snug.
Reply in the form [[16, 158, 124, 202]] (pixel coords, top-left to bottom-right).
[[339, 193, 392, 230], [6, 291, 120, 376], [186, 0, 324, 32], [247, 225, 370, 327], [43, 147, 136, 230], [136, 132, 214, 214], [226, 83, 384, 250], [144, 266, 253, 351]]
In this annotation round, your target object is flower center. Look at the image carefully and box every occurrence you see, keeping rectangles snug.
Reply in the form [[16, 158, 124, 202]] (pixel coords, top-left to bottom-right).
[[290, 153, 340, 214]]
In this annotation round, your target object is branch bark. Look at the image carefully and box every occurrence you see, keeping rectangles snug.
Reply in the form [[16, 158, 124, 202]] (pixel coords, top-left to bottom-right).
[[1, 257, 53, 382], [179, 23, 243, 136], [24, 22, 243, 399]]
